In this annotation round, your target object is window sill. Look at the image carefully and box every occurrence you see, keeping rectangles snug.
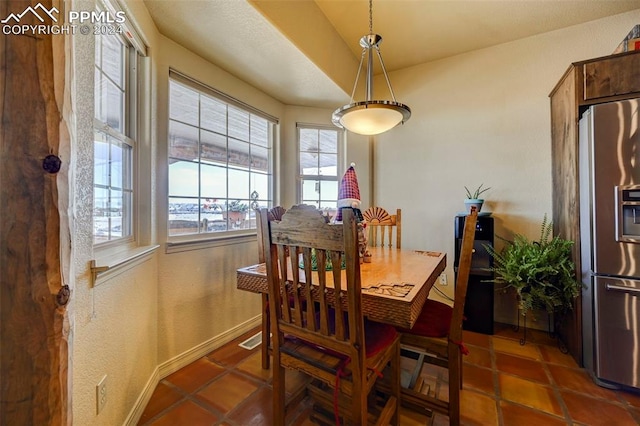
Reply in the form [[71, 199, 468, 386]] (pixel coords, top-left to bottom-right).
[[166, 232, 256, 254], [90, 244, 160, 286]]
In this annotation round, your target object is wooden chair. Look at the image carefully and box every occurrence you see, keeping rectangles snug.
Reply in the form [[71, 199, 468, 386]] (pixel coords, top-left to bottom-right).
[[396, 206, 478, 425], [363, 207, 401, 249], [260, 205, 400, 425], [255, 206, 287, 369]]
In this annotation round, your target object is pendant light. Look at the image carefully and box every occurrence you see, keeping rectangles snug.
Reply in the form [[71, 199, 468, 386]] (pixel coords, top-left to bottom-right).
[[332, 0, 411, 136]]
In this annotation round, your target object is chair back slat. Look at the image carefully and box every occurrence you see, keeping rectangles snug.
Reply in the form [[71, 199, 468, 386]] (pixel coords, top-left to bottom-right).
[[276, 244, 292, 324], [316, 249, 330, 336], [289, 246, 304, 327]]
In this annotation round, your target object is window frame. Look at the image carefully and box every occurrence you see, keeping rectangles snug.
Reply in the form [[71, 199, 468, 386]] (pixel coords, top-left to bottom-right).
[[167, 70, 278, 244], [296, 123, 344, 213], [92, 11, 139, 249]]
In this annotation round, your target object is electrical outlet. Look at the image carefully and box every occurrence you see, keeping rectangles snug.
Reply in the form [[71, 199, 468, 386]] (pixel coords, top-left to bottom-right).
[[439, 273, 447, 286], [96, 375, 107, 414]]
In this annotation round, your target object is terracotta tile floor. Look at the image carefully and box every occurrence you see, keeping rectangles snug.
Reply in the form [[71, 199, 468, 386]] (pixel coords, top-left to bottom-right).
[[138, 324, 640, 425]]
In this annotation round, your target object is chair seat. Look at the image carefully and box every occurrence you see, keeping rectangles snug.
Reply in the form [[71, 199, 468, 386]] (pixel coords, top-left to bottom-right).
[[397, 299, 452, 338]]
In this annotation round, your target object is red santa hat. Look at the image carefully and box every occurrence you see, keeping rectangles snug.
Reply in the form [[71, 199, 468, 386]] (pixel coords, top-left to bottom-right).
[[335, 163, 361, 221]]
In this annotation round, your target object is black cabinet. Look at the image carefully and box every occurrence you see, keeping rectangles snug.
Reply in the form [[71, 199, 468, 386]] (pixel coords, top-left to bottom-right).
[[455, 214, 495, 335]]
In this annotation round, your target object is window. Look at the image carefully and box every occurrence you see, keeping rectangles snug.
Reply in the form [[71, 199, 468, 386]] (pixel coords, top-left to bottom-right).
[[168, 72, 276, 238], [93, 19, 137, 244], [297, 124, 342, 216]]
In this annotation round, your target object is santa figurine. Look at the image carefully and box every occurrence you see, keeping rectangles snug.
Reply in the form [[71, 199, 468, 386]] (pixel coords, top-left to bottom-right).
[[335, 163, 368, 262]]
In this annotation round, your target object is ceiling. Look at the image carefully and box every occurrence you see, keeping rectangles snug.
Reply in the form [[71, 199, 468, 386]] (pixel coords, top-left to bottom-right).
[[143, 0, 639, 109]]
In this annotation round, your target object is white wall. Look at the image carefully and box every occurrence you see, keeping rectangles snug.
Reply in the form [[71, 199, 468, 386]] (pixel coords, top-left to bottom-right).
[[374, 10, 640, 325]]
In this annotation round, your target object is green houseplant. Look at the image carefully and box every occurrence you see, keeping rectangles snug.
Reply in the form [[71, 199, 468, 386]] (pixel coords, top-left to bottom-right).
[[464, 183, 491, 213], [226, 200, 249, 222], [486, 216, 582, 318]]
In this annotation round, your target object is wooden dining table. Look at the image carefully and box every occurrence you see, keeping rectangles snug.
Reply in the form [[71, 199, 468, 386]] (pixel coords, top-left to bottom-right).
[[236, 246, 446, 369]]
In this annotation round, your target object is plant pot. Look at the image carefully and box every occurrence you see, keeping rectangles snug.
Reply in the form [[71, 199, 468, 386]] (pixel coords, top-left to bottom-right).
[[464, 199, 484, 213], [226, 211, 246, 223]]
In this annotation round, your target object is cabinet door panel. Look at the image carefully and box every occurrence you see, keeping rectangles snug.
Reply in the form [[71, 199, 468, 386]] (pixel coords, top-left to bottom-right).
[[584, 54, 640, 101]]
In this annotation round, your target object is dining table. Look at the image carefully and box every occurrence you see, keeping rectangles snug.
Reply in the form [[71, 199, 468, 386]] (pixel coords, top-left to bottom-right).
[[236, 246, 446, 369]]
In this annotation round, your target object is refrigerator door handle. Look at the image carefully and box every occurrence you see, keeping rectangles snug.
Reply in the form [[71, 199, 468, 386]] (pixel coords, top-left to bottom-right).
[[605, 283, 640, 295]]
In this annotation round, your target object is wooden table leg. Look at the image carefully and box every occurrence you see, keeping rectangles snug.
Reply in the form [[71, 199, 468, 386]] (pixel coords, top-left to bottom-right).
[[261, 293, 270, 369]]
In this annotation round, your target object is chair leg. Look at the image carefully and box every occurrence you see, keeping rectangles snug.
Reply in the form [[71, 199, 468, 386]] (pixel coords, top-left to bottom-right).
[[261, 293, 270, 369], [391, 341, 401, 426], [272, 352, 286, 425], [448, 346, 461, 426]]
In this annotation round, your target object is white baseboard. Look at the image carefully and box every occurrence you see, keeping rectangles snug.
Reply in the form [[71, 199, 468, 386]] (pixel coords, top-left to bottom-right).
[[124, 315, 261, 425], [124, 367, 160, 426], [158, 316, 261, 377]]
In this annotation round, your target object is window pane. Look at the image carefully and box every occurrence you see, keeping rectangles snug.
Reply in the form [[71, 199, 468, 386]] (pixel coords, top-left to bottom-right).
[[320, 180, 338, 201], [250, 173, 269, 201], [94, 186, 109, 228], [319, 154, 337, 176], [299, 128, 318, 152], [228, 139, 250, 168], [105, 78, 124, 132], [300, 152, 319, 175], [228, 168, 249, 199], [170, 81, 199, 126], [94, 68, 102, 121], [319, 130, 338, 153], [169, 121, 199, 160], [302, 179, 320, 202], [200, 164, 227, 198], [200, 129, 227, 164], [169, 160, 199, 197], [101, 34, 123, 87], [250, 145, 269, 173], [250, 116, 268, 147], [110, 140, 123, 189], [228, 106, 249, 142], [201, 95, 226, 134], [94, 132, 109, 186], [168, 197, 200, 235]]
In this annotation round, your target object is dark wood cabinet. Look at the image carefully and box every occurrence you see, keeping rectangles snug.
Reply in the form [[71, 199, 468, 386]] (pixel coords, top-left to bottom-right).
[[549, 50, 640, 365]]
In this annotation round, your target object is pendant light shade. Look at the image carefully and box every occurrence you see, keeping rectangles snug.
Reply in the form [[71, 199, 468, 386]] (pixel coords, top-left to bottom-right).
[[332, 0, 410, 136]]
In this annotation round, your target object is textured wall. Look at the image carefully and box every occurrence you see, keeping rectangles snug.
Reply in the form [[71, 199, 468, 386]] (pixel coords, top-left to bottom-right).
[[70, 1, 159, 425]]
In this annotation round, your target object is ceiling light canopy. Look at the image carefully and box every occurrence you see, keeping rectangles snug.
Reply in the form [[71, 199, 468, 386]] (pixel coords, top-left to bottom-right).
[[332, 0, 411, 136]]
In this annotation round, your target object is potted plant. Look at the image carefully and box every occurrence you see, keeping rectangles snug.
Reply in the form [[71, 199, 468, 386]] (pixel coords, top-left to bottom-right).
[[486, 215, 582, 324], [226, 200, 249, 223], [464, 183, 491, 213]]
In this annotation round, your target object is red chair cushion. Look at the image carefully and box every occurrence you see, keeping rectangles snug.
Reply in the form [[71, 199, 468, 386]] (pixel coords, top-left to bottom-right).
[[397, 299, 452, 337], [363, 318, 398, 357]]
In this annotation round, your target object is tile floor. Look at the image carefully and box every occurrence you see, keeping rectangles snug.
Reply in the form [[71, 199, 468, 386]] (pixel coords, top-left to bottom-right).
[[138, 324, 640, 425]]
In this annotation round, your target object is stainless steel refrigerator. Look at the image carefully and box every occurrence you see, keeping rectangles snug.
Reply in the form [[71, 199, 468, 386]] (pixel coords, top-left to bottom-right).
[[579, 98, 640, 390]]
